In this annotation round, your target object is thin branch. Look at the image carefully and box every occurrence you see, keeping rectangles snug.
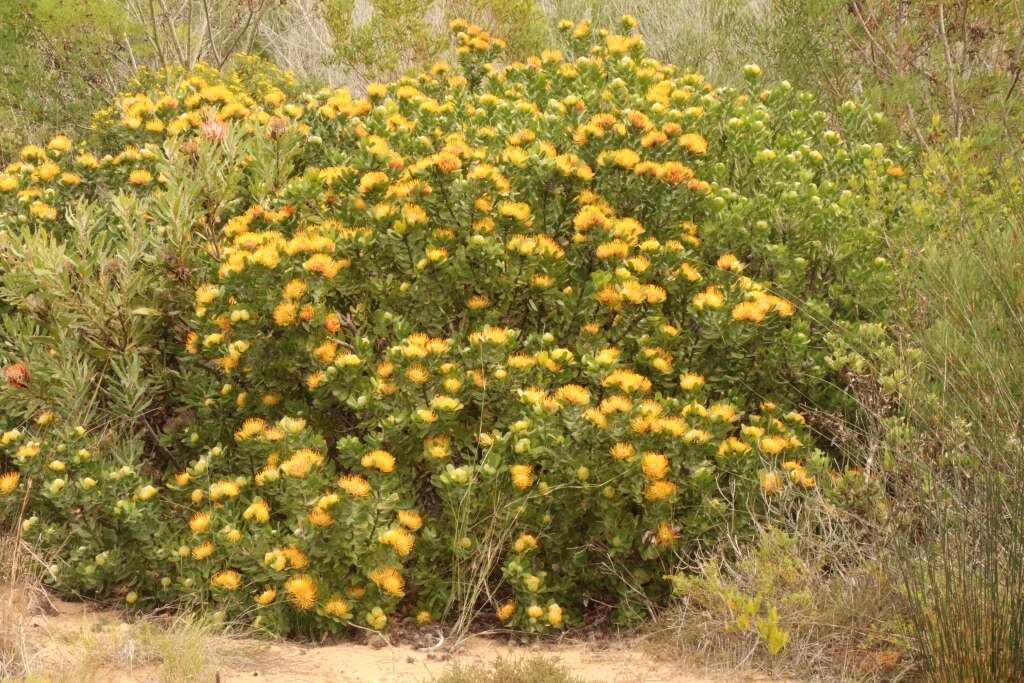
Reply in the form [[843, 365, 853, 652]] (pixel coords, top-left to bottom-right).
[[156, 0, 187, 65], [124, 31, 139, 71], [147, 0, 168, 68], [937, 2, 963, 137], [201, 0, 224, 66], [185, 0, 194, 67], [217, 0, 271, 66]]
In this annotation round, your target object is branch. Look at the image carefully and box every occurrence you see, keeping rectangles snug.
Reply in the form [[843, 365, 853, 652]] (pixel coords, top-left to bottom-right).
[[937, 1, 962, 138], [216, 0, 270, 67], [200, 0, 224, 66], [156, 0, 187, 65], [185, 0, 194, 67], [147, 0, 168, 68]]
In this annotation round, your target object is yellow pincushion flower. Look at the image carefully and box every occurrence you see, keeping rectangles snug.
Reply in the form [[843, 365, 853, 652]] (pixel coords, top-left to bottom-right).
[[397, 510, 422, 530], [716, 253, 744, 272], [29, 201, 57, 220], [281, 449, 322, 478], [404, 364, 430, 385], [34, 161, 61, 182], [554, 384, 590, 406], [189, 512, 211, 534], [285, 574, 317, 609], [324, 595, 351, 618], [309, 340, 337, 364], [644, 480, 677, 501], [379, 527, 415, 556], [513, 533, 538, 553], [610, 442, 635, 461], [0, 472, 20, 496], [718, 437, 752, 455], [359, 171, 389, 194], [467, 294, 491, 310], [678, 133, 709, 155], [137, 484, 158, 501], [278, 416, 306, 433], [497, 600, 517, 621], [683, 428, 712, 444], [15, 442, 40, 460], [255, 587, 277, 606], [654, 520, 679, 545], [209, 480, 240, 500], [191, 541, 215, 560], [234, 417, 267, 441], [47, 135, 73, 153], [760, 471, 784, 495], [547, 603, 564, 626], [693, 286, 725, 309], [609, 148, 640, 169], [760, 435, 790, 455], [790, 467, 816, 488], [303, 253, 344, 278], [338, 474, 370, 497], [273, 302, 297, 326], [600, 395, 632, 414], [243, 499, 271, 523], [251, 246, 280, 269], [510, 464, 534, 490], [430, 395, 461, 412], [308, 507, 333, 527], [679, 372, 705, 391], [361, 449, 396, 473], [369, 566, 405, 597], [282, 545, 308, 569], [128, 169, 153, 185], [641, 452, 669, 480], [211, 570, 242, 591], [283, 278, 307, 300], [679, 263, 702, 281], [732, 300, 767, 322], [603, 369, 652, 394], [709, 403, 738, 422], [424, 434, 451, 459]]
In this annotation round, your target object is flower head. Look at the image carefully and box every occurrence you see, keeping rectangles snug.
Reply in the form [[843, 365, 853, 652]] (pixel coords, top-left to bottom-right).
[[285, 574, 317, 609]]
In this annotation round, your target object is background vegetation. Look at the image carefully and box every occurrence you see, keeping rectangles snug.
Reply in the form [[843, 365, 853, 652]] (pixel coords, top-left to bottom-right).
[[2, 0, 1023, 681]]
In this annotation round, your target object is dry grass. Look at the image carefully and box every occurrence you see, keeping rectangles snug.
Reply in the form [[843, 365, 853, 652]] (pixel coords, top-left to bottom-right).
[[434, 655, 591, 683], [1, 483, 53, 680], [2, 605, 265, 683], [1, 525, 262, 683], [645, 509, 911, 682]]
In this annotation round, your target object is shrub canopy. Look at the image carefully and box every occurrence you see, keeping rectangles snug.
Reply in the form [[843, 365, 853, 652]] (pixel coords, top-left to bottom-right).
[[0, 19, 902, 634]]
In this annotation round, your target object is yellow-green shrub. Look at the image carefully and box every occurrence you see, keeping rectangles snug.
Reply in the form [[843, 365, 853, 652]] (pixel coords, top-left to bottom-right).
[[0, 18, 904, 635]]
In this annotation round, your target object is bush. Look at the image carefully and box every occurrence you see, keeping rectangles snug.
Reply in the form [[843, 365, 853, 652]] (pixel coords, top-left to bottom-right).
[[0, 18, 904, 637]]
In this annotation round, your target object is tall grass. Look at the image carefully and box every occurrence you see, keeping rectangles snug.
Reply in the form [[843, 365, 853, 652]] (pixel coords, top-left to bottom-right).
[[891, 143, 1024, 680], [900, 470, 1024, 682]]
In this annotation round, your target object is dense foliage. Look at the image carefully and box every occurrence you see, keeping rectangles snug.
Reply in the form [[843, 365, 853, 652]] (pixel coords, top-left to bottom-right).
[[0, 19, 903, 637]]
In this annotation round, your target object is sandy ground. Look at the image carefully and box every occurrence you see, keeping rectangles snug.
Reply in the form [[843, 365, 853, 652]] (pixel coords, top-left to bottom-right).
[[12, 598, 780, 683]]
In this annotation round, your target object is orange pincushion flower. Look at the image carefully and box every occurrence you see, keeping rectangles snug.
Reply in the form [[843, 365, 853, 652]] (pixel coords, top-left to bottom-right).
[[4, 363, 30, 388]]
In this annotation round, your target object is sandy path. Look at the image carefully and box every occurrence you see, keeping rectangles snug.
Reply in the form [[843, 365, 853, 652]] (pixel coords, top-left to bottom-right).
[[14, 599, 775, 683], [217, 637, 757, 683]]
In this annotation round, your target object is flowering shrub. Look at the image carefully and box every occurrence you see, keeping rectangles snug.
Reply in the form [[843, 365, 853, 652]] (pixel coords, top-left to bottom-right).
[[0, 17, 904, 635]]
